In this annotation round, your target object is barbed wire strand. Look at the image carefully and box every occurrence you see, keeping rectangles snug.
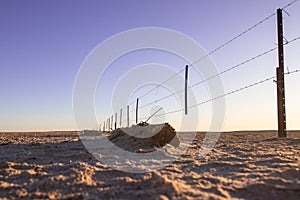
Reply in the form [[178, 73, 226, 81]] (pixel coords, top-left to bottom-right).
[[138, 36, 300, 111], [139, 47, 278, 110], [125, 69, 186, 107], [128, 9, 281, 106], [151, 69, 300, 118]]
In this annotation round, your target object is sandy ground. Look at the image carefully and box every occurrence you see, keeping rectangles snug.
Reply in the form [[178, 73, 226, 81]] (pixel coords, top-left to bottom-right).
[[0, 130, 299, 200]]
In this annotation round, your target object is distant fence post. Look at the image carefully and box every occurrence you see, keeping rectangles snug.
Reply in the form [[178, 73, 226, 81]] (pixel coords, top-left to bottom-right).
[[115, 113, 117, 130], [108, 118, 110, 132], [120, 109, 122, 127], [111, 115, 113, 130], [108, 119, 110, 131], [127, 105, 130, 127], [136, 98, 139, 124], [276, 8, 287, 138], [185, 65, 189, 115]]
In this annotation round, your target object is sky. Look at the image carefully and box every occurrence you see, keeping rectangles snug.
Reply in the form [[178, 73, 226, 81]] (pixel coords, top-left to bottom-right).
[[0, 0, 300, 131]]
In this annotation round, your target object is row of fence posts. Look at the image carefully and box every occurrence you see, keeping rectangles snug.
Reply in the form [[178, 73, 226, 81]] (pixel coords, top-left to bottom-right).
[[99, 64, 190, 132], [99, 99, 139, 132], [99, 9, 287, 138]]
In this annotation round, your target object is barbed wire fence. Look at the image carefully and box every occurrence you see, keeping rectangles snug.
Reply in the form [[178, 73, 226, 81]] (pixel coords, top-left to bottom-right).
[[98, 1, 299, 135]]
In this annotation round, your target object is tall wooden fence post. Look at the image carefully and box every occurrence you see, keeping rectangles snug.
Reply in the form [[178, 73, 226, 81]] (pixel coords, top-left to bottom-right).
[[276, 8, 287, 138]]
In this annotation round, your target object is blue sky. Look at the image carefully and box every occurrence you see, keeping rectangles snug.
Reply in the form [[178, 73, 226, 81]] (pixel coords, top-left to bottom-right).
[[0, 0, 299, 131]]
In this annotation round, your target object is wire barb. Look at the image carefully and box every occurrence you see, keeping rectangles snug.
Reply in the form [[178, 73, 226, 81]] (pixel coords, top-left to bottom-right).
[[282, 0, 299, 9]]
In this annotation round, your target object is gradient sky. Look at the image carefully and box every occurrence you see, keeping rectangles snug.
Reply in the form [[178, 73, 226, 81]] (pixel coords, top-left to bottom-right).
[[0, 0, 299, 131]]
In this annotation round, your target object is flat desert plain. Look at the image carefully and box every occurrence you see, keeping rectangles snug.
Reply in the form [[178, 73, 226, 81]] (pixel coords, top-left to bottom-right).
[[0, 130, 299, 199]]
